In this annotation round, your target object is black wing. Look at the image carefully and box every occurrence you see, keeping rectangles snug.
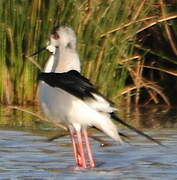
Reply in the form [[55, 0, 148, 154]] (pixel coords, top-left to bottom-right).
[[38, 70, 98, 100]]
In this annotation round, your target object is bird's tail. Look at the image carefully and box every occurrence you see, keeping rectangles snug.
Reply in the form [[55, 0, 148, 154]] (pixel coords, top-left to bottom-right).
[[111, 113, 164, 146]]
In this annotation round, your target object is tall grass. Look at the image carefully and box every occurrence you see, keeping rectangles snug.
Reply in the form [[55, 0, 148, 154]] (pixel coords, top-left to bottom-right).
[[0, 0, 60, 105], [0, 0, 176, 106]]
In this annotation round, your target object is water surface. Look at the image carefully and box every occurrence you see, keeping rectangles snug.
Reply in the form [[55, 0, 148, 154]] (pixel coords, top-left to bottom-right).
[[0, 105, 177, 179]]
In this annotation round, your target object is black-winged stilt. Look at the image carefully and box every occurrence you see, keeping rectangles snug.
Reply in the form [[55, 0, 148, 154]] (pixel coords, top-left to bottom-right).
[[38, 26, 162, 168]]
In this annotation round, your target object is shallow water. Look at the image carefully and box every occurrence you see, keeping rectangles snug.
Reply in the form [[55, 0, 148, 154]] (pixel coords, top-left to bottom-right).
[[0, 106, 177, 179]]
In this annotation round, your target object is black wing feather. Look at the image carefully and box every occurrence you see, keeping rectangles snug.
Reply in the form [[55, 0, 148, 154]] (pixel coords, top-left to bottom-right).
[[38, 70, 97, 100], [111, 113, 164, 146]]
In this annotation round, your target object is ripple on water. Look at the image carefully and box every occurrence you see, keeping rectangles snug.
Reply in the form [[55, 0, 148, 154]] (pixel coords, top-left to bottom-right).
[[0, 128, 176, 179], [1, 105, 177, 179]]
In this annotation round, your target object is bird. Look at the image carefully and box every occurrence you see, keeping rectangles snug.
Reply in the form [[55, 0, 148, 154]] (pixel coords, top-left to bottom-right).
[[38, 26, 162, 168]]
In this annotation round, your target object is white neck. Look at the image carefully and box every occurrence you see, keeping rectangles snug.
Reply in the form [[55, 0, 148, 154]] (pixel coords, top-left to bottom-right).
[[44, 46, 81, 73]]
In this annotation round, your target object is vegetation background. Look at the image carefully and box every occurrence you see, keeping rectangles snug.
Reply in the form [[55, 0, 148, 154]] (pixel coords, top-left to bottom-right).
[[0, 0, 176, 108]]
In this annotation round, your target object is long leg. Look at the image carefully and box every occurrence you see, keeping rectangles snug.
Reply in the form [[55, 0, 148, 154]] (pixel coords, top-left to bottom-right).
[[83, 129, 95, 168], [69, 129, 80, 166], [76, 130, 87, 168]]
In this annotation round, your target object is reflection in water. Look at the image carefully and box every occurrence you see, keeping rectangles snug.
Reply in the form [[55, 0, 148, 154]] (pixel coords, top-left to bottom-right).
[[120, 105, 177, 128], [0, 105, 177, 179]]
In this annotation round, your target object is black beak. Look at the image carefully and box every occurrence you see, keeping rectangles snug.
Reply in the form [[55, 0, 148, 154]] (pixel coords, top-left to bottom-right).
[[29, 47, 47, 57]]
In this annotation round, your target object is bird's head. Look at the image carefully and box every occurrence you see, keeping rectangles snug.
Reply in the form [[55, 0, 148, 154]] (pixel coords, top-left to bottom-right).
[[47, 26, 77, 53]]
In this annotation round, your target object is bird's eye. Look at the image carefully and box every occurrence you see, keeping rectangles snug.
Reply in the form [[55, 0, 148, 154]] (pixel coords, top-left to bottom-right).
[[52, 32, 60, 40]]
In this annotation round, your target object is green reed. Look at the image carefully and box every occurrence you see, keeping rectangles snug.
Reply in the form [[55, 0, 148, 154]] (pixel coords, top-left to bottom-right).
[[0, 0, 60, 105], [0, 0, 174, 106], [65, 0, 156, 102]]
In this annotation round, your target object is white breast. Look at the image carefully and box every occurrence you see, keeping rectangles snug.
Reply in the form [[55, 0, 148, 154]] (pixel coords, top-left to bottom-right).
[[39, 82, 73, 123]]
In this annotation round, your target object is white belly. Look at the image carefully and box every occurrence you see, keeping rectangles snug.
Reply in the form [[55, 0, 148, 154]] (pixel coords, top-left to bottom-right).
[[39, 82, 73, 123], [39, 82, 95, 127], [39, 82, 92, 126]]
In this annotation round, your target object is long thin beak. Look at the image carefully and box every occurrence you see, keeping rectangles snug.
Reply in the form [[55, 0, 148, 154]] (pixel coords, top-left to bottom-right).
[[28, 47, 47, 57]]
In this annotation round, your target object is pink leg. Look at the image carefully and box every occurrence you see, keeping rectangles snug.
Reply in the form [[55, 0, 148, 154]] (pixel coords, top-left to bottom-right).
[[69, 129, 80, 166], [83, 129, 95, 168], [76, 130, 87, 168]]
